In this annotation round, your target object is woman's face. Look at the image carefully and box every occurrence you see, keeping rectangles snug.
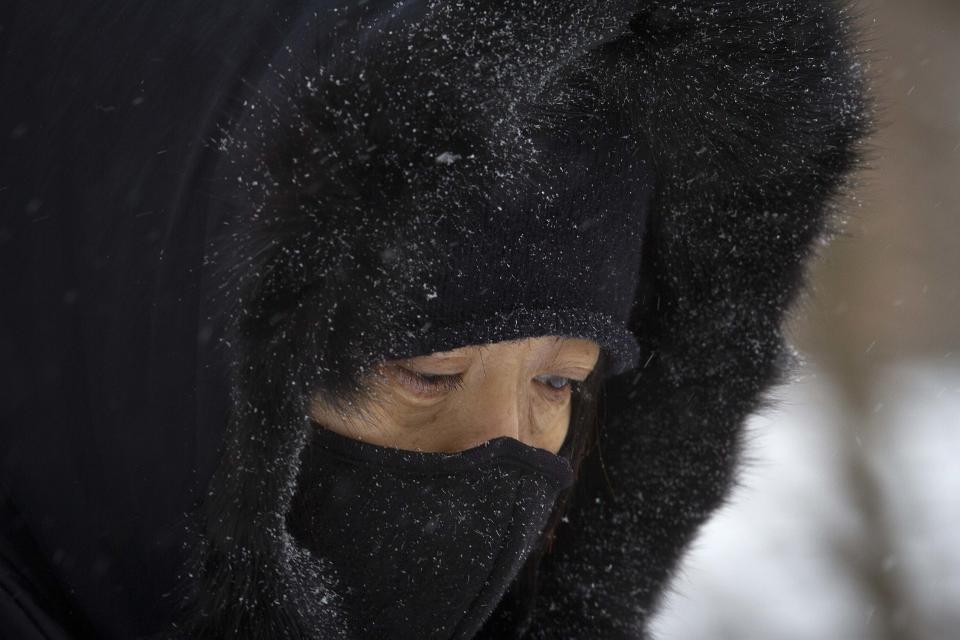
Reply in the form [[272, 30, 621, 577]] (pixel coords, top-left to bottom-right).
[[309, 336, 601, 454]]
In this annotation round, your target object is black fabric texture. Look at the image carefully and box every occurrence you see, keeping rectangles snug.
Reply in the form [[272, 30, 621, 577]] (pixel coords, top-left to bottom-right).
[[1, 1, 315, 637], [205, 0, 654, 380], [0, 1, 873, 639], [287, 424, 575, 640]]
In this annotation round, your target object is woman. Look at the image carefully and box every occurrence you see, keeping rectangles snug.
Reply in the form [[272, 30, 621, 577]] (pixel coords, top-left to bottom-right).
[[0, 1, 871, 639]]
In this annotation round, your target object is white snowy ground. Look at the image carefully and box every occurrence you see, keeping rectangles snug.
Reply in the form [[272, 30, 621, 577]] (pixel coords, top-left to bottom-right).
[[649, 358, 960, 640]]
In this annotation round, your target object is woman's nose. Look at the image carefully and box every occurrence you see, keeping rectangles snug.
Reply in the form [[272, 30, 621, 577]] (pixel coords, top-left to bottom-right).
[[445, 380, 527, 452], [467, 413, 522, 449]]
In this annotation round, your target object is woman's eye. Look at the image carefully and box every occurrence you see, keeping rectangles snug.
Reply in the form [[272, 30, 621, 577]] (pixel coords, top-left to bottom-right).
[[393, 365, 464, 394], [534, 374, 579, 396], [391, 363, 581, 400]]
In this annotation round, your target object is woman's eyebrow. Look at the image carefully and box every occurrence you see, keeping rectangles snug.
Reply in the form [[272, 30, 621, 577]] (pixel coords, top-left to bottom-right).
[[423, 350, 473, 361], [552, 361, 597, 374], [539, 347, 596, 370], [404, 352, 473, 368]]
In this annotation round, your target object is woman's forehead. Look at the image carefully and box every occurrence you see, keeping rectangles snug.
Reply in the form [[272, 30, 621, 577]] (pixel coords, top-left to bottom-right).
[[412, 336, 599, 361]]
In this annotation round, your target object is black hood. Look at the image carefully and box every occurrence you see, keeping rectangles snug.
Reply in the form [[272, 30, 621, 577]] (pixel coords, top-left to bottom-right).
[[1, 2, 313, 636], [0, 1, 872, 639]]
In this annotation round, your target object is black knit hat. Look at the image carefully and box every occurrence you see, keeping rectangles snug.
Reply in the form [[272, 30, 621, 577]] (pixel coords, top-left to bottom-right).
[[210, 0, 655, 381]]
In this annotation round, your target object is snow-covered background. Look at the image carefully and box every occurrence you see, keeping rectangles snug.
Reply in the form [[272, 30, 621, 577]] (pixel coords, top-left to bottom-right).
[[650, 359, 960, 640]]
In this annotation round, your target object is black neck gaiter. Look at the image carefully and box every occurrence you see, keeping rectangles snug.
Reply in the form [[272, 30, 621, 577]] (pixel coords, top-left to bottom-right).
[[286, 424, 576, 640]]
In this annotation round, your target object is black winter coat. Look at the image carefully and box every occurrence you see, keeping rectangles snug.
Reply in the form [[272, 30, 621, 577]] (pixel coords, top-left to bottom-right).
[[1, 1, 871, 638]]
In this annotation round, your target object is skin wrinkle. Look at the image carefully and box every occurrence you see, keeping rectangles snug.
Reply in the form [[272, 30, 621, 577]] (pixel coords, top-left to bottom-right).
[[308, 335, 600, 454]]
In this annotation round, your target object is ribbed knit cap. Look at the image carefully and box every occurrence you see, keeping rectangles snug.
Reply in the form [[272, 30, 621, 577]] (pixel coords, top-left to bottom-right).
[[211, 0, 653, 379]]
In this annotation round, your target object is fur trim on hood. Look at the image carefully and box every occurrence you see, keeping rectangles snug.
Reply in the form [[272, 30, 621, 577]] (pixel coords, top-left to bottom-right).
[[177, 1, 872, 637]]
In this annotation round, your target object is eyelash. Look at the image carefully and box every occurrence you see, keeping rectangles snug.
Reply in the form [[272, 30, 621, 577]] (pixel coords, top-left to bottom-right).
[[394, 366, 466, 394], [393, 365, 581, 401]]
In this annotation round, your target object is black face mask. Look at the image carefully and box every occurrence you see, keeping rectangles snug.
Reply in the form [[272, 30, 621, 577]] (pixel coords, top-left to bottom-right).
[[286, 423, 576, 640]]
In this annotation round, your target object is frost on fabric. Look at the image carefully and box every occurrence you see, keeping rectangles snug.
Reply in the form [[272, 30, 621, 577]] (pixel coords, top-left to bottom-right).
[[204, 0, 653, 392], [183, 0, 874, 638], [286, 426, 574, 638], [188, 1, 661, 636]]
